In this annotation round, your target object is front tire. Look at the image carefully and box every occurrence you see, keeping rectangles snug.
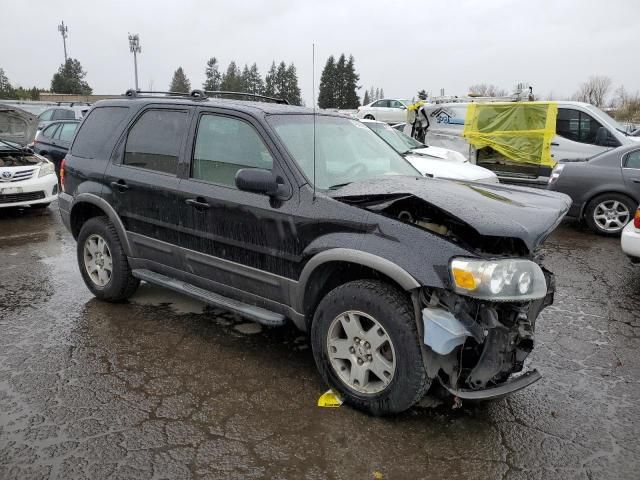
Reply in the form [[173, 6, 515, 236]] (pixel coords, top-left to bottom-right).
[[311, 280, 430, 415], [364, 114, 375, 120], [584, 193, 635, 236], [77, 216, 139, 301]]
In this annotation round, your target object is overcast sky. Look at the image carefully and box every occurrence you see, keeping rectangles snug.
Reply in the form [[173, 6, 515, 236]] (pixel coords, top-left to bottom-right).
[[2, 0, 639, 104]]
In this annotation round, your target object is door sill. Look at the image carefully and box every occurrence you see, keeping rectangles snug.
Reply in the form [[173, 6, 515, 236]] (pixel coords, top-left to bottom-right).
[[132, 268, 286, 327]]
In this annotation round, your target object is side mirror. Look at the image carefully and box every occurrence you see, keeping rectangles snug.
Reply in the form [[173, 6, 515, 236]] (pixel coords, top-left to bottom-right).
[[235, 168, 287, 198], [595, 127, 620, 148]]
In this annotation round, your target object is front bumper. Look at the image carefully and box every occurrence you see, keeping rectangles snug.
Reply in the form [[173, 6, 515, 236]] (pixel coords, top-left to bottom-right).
[[0, 174, 58, 208], [440, 369, 541, 400]]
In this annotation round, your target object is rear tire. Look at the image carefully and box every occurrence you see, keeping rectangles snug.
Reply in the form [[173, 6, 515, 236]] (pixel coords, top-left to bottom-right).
[[77, 216, 139, 301], [311, 280, 430, 415], [364, 114, 375, 120], [584, 193, 635, 236]]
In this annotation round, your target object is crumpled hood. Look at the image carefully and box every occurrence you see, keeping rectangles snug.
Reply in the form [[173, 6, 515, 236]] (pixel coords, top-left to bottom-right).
[[0, 104, 38, 147], [405, 153, 498, 182], [331, 175, 572, 252]]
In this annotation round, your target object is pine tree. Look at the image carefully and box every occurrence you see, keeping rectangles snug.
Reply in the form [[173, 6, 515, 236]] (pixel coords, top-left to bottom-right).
[[342, 55, 360, 108], [417, 89, 428, 100], [318, 55, 336, 108], [375, 88, 380, 101], [220, 61, 242, 91], [246, 63, 264, 95], [273, 61, 288, 99], [369, 86, 375, 102], [285, 63, 302, 105], [203, 57, 221, 91], [0, 68, 14, 99], [240, 64, 251, 92], [379, 88, 385, 99], [51, 58, 92, 95], [363, 90, 370, 105], [334, 54, 347, 107], [264, 62, 277, 97]]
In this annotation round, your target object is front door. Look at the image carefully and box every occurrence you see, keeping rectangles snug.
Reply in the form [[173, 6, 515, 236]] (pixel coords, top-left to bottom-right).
[[177, 109, 298, 306], [553, 108, 617, 161], [103, 105, 193, 269]]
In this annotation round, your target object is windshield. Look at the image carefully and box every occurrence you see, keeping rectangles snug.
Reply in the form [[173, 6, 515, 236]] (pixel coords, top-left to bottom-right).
[[585, 104, 627, 133], [365, 122, 424, 153], [268, 115, 420, 189]]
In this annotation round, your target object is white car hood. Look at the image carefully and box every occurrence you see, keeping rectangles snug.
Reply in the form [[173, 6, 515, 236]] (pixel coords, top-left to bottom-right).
[[405, 153, 498, 182], [409, 146, 468, 163], [0, 104, 38, 147]]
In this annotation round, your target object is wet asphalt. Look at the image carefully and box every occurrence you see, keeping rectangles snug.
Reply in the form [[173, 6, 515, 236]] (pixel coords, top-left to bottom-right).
[[1, 202, 639, 480]]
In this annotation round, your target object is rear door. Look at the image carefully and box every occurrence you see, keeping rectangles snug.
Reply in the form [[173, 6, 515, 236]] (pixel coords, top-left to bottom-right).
[[49, 122, 78, 164], [176, 108, 297, 305], [622, 148, 640, 202], [103, 105, 193, 269]]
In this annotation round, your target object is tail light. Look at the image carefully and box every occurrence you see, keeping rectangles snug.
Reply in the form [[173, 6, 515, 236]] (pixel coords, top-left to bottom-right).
[[60, 157, 66, 193], [634, 208, 640, 229]]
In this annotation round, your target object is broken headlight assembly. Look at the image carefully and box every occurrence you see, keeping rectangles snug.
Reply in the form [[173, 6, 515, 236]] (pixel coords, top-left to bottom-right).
[[450, 257, 547, 301]]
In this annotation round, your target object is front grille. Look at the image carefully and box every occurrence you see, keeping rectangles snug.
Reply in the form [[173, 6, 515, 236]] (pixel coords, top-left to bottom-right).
[[0, 168, 37, 182], [0, 191, 45, 204]]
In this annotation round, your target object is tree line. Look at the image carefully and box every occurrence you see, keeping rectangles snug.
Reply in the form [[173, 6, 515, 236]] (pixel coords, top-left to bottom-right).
[[169, 58, 302, 106]]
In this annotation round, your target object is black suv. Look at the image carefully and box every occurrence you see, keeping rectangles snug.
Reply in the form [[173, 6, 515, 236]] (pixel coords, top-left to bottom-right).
[[59, 90, 571, 415]]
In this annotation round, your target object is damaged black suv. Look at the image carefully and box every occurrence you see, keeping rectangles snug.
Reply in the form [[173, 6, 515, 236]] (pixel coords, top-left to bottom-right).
[[59, 90, 571, 415]]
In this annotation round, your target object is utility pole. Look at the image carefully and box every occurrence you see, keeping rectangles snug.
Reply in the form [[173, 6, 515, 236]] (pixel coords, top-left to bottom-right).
[[128, 33, 141, 91], [58, 21, 68, 63]]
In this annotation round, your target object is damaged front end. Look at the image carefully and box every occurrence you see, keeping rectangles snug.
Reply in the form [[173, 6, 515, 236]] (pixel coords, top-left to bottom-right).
[[418, 275, 553, 399]]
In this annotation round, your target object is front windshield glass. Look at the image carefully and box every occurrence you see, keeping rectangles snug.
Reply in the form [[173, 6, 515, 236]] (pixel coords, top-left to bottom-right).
[[268, 115, 420, 189], [585, 104, 626, 133], [365, 122, 424, 152]]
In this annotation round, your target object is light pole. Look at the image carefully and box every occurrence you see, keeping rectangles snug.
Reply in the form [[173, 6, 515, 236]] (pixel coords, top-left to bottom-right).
[[128, 33, 141, 91], [58, 21, 68, 63]]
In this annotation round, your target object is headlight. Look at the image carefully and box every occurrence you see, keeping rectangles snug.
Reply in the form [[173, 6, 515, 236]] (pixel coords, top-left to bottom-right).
[[38, 162, 55, 178], [450, 258, 547, 301]]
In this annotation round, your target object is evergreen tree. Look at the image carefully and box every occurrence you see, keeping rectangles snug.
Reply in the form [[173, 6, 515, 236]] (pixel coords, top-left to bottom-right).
[[379, 88, 385, 99], [318, 55, 336, 108], [51, 58, 92, 95], [247, 63, 264, 95], [363, 89, 370, 105], [0, 68, 14, 99], [169, 67, 191, 93], [284, 63, 302, 105], [375, 88, 380, 101], [417, 89, 428, 100], [220, 61, 242, 91], [369, 86, 375, 102], [273, 61, 288, 98], [240, 64, 251, 92], [263, 62, 277, 97], [203, 57, 221, 91], [334, 54, 347, 107], [30, 86, 40, 101], [342, 55, 360, 108]]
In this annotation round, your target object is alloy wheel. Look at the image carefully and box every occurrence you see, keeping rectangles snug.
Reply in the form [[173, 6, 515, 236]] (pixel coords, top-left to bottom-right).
[[326, 310, 396, 394], [83, 234, 113, 287], [593, 200, 630, 233]]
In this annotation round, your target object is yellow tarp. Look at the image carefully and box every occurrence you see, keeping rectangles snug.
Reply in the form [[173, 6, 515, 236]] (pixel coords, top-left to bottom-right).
[[463, 102, 558, 166]]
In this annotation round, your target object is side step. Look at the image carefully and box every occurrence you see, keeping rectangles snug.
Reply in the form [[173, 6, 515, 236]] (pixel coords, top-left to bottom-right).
[[132, 269, 286, 327]]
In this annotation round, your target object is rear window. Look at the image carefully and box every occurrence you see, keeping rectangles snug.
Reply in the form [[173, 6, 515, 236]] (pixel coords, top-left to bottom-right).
[[71, 107, 129, 159]]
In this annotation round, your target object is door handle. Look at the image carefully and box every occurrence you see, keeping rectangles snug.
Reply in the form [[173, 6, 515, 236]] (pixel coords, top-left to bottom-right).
[[110, 180, 129, 192], [185, 198, 210, 210], [550, 142, 559, 146]]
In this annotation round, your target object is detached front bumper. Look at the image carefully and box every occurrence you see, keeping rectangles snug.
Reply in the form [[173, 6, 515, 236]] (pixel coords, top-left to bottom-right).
[[0, 174, 58, 208], [440, 369, 541, 400]]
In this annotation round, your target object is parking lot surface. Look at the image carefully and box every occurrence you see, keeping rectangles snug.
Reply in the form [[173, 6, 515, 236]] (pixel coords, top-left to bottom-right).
[[1, 203, 639, 480]]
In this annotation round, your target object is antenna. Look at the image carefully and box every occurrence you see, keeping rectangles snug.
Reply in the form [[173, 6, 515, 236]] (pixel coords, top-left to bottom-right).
[[312, 43, 316, 200]]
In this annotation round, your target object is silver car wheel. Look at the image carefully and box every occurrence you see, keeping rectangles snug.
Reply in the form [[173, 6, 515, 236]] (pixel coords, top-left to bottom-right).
[[83, 234, 113, 287], [593, 200, 630, 232], [326, 310, 396, 395]]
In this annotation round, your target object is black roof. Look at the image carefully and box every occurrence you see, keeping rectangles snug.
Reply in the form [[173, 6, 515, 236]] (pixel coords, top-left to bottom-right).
[[94, 95, 345, 117]]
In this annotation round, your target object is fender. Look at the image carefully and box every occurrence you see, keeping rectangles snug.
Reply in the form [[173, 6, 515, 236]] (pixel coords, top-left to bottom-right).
[[70, 193, 134, 257], [578, 186, 639, 219], [294, 248, 420, 313]]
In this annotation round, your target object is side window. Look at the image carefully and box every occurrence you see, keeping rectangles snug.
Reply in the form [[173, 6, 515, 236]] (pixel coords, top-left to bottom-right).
[[191, 114, 274, 187], [124, 109, 188, 175], [71, 106, 130, 159], [53, 109, 75, 120], [42, 124, 59, 138], [556, 108, 604, 144], [624, 150, 640, 169], [39, 109, 54, 121], [389, 100, 402, 109], [57, 122, 78, 142], [377, 100, 390, 108]]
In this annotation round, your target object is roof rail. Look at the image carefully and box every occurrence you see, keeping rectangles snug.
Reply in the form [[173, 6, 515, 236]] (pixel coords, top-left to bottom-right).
[[123, 89, 289, 105]]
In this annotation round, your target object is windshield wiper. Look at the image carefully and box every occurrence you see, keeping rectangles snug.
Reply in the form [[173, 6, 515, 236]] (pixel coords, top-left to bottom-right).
[[328, 182, 353, 190]]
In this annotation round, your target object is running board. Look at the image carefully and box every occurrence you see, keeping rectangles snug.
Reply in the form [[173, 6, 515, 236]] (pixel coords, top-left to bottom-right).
[[132, 269, 286, 327]]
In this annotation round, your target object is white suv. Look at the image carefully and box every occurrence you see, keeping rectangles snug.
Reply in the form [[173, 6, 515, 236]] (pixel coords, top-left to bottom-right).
[[0, 105, 58, 209], [357, 98, 412, 123]]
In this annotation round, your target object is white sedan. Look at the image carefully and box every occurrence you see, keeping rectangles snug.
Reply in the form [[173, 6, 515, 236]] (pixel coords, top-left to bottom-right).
[[621, 207, 640, 264], [362, 119, 499, 183], [356, 99, 412, 124]]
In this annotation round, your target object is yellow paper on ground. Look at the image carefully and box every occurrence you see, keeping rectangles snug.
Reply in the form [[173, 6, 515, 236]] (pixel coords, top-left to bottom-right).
[[317, 389, 343, 408], [463, 101, 558, 167]]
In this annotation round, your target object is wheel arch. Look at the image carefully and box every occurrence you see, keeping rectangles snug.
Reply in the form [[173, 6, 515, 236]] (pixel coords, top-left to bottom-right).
[[70, 193, 133, 256], [296, 249, 420, 328], [580, 189, 639, 219]]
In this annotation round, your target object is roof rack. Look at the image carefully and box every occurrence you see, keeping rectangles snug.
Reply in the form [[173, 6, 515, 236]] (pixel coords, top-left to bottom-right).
[[124, 89, 289, 105]]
